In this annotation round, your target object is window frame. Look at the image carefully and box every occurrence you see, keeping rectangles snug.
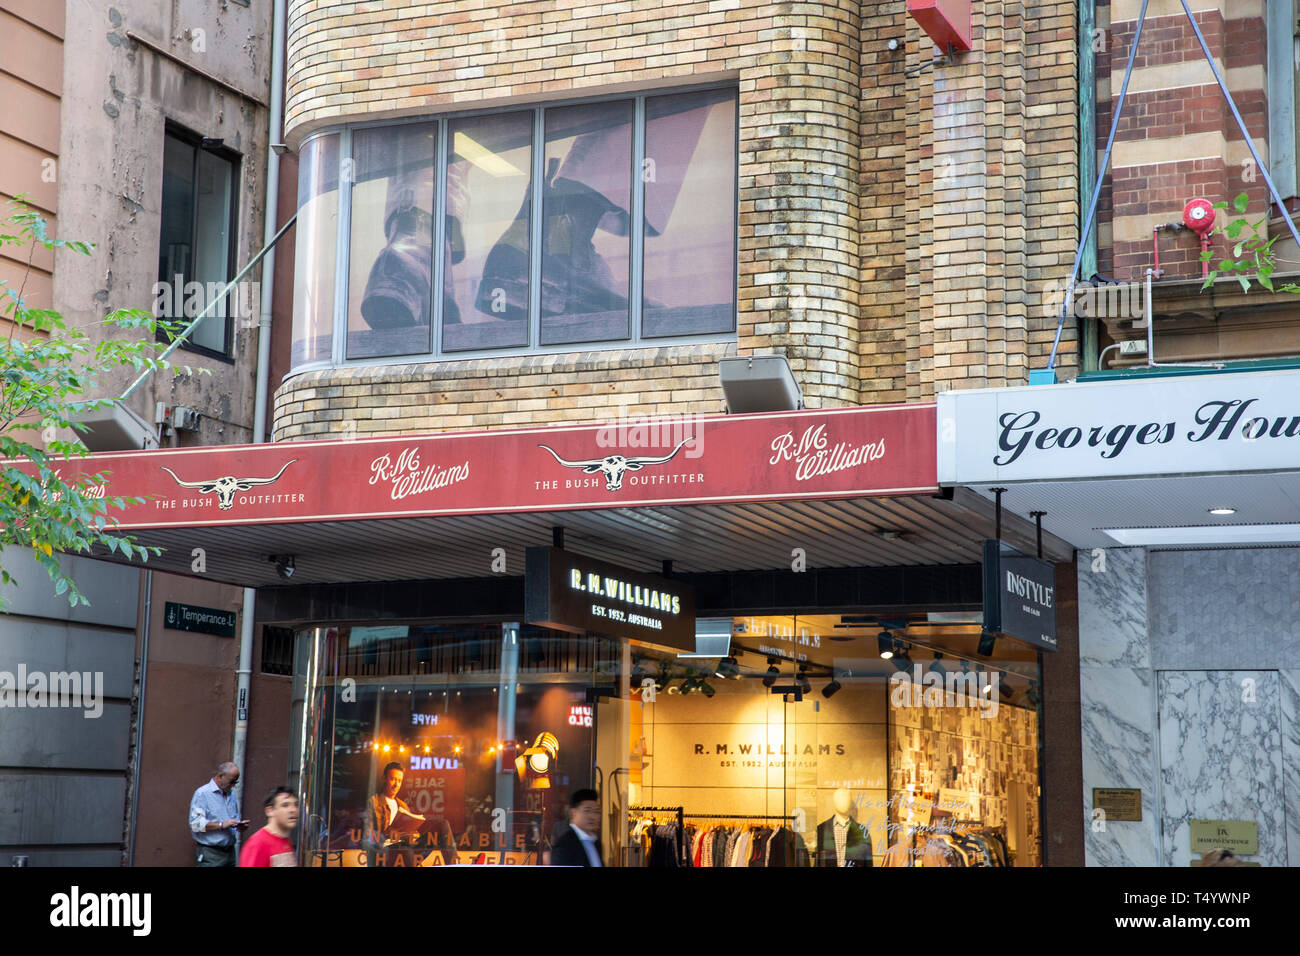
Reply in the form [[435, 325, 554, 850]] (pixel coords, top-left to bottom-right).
[[158, 122, 242, 363], [300, 83, 738, 374]]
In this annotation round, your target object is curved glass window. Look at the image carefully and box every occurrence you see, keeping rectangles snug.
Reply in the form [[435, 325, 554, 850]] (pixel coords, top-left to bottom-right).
[[289, 88, 737, 373], [291, 134, 339, 367]]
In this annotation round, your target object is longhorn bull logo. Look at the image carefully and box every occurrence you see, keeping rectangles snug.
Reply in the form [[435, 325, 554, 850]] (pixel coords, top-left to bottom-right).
[[537, 440, 691, 492], [160, 459, 298, 510]]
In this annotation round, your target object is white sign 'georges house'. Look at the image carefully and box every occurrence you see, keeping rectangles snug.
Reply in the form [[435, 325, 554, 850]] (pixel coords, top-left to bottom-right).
[[937, 369, 1300, 550]]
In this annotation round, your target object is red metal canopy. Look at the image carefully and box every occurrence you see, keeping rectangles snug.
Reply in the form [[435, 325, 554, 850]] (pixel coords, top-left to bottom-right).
[[47, 404, 937, 530]]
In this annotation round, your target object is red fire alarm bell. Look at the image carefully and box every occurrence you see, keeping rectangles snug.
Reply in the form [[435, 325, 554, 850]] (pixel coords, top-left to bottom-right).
[[1182, 198, 1217, 238], [907, 0, 973, 54]]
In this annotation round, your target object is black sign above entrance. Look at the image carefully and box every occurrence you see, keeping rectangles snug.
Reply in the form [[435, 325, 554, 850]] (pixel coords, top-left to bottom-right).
[[982, 540, 1057, 652], [164, 601, 238, 637], [525, 547, 696, 651]]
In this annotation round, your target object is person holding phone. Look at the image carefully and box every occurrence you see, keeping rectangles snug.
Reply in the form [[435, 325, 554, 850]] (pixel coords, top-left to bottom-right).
[[189, 761, 250, 867]]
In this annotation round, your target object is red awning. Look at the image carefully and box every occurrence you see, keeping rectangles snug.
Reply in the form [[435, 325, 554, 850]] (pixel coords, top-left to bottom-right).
[[14, 403, 1068, 587], [50, 404, 937, 530]]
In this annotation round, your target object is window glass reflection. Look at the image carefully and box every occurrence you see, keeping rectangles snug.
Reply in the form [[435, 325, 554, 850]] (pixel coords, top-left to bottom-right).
[[643, 89, 737, 338], [347, 124, 436, 359], [442, 112, 533, 352], [540, 101, 633, 346], [291, 135, 338, 367]]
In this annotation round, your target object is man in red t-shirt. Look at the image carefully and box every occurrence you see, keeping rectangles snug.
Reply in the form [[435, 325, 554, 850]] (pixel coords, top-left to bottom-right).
[[239, 787, 299, 867]]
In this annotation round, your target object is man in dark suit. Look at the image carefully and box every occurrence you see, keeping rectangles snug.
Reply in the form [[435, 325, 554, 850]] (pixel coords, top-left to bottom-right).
[[549, 789, 603, 867], [815, 787, 873, 867]]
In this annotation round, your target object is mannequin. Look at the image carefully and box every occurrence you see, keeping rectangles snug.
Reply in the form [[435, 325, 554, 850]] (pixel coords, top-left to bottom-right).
[[815, 788, 873, 867]]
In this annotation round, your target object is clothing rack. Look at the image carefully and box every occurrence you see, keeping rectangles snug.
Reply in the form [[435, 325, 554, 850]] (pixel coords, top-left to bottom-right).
[[628, 805, 685, 864], [683, 813, 795, 821]]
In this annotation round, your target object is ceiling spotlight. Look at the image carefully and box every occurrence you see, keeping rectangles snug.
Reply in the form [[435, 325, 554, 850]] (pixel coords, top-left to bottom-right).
[[822, 679, 842, 699], [877, 632, 895, 659], [715, 656, 740, 680], [699, 681, 716, 698], [762, 658, 780, 687], [796, 664, 811, 695], [1208, 507, 1236, 516], [978, 631, 996, 656], [271, 554, 295, 579], [878, 529, 904, 540]]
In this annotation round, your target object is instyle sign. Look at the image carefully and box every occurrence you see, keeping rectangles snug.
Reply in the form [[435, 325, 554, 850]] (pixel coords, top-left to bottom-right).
[[938, 369, 1300, 484], [982, 540, 1056, 651], [525, 547, 696, 650], [13, 404, 936, 530]]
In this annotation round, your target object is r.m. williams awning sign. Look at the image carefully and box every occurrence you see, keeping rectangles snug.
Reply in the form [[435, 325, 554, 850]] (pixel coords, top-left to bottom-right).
[[12, 404, 936, 530]]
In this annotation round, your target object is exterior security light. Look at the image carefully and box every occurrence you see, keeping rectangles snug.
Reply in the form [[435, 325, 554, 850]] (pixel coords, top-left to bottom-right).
[[70, 401, 160, 451], [718, 355, 803, 413]]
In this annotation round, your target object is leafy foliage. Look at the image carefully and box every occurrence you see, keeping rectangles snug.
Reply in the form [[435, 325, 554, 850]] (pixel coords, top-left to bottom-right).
[[1, 197, 189, 610], [1200, 192, 1300, 295]]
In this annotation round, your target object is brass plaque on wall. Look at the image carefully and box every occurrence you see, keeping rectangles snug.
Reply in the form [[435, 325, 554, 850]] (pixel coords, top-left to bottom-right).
[[1092, 788, 1142, 821], [1190, 820, 1257, 855]]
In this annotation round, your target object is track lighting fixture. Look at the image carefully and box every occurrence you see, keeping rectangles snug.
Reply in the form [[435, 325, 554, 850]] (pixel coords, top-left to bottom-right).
[[978, 631, 996, 656], [929, 652, 945, 677], [715, 656, 740, 680], [877, 631, 895, 659], [822, 679, 842, 699], [762, 657, 780, 687]]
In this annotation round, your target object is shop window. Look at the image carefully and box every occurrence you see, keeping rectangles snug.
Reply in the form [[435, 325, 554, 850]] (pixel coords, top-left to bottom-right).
[[157, 126, 239, 359], [297, 623, 617, 867], [290, 87, 738, 372], [294, 613, 1042, 867]]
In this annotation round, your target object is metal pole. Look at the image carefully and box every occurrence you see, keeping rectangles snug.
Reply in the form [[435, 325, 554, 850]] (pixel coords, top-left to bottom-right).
[[1048, 0, 1153, 370], [992, 487, 1006, 541], [119, 214, 296, 403], [1180, 0, 1300, 252], [1030, 511, 1046, 559]]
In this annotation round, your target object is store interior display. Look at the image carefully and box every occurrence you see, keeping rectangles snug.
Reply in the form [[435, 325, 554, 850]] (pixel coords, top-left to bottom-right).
[[295, 612, 1043, 867], [626, 614, 1042, 867]]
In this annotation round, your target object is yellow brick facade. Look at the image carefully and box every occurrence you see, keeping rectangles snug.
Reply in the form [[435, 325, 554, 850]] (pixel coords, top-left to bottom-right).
[[275, 0, 1080, 442]]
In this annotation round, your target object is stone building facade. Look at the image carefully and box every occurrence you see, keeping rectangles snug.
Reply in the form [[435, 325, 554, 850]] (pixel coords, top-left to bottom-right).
[[273, 0, 1082, 441]]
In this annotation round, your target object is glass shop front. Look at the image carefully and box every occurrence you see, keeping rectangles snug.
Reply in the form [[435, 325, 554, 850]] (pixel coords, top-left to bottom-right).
[[295, 613, 1043, 867]]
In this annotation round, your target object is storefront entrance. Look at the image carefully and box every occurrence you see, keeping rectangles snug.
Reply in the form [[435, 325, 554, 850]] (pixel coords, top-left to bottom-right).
[[293, 612, 1043, 867]]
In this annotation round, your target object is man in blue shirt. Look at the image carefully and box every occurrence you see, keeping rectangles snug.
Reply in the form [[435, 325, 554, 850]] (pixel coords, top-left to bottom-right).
[[189, 761, 249, 867]]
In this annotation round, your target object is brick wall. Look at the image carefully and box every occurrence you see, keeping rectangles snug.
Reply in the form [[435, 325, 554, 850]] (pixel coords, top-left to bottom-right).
[[1100, 2, 1269, 284], [275, 0, 1079, 441]]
